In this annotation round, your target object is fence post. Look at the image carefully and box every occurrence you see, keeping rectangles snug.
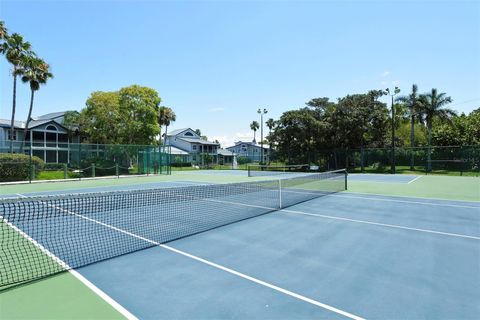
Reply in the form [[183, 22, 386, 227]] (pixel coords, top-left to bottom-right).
[[63, 163, 67, 179], [345, 170, 348, 190], [30, 164, 35, 182], [92, 163, 95, 178], [278, 179, 282, 209], [360, 148, 365, 173], [115, 163, 119, 178]]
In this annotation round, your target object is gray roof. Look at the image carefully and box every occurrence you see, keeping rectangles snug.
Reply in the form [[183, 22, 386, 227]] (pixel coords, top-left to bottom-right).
[[169, 146, 189, 155], [0, 119, 24, 129], [167, 128, 191, 136], [217, 149, 235, 156], [227, 141, 269, 149], [0, 111, 72, 129], [179, 137, 219, 145], [34, 111, 67, 120]]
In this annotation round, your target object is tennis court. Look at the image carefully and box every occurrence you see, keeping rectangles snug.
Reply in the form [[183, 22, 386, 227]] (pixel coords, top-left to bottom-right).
[[1, 170, 479, 319]]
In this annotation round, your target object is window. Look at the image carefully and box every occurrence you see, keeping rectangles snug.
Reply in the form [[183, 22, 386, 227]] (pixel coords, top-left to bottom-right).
[[46, 125, 57, 131], [192, 145, 197, 151], [185, 132, 194, 136], [7, 130, 17, 141]]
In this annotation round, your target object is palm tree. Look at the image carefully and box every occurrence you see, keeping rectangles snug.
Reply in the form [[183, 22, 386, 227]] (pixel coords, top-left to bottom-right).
[[159, 106, 176, 150], [20, 57, 53, 151], [250, 121, 259, 143], [418, 88, 456, 171], [265, 118, 275, 163], [0, 21, 7, 40], [396, 84, 421, 170], [2, 33, 32, 152]]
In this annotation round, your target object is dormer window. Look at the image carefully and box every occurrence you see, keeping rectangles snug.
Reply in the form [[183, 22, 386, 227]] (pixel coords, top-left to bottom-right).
[[184, 132, 194, 137], [46, 125, 57, 131]]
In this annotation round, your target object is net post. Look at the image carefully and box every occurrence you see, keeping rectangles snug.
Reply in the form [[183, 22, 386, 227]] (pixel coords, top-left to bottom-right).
[[115, 163, 119, 178], [92, 163, 95, 178], [279, 179, 282, 209], [344, 169, 348, 190], [63, 163, 67, 179]]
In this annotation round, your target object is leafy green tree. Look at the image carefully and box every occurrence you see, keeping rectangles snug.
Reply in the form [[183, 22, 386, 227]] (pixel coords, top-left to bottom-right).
[[20, 57, 53, 150], [194, 129, 202, 136], [432, 109, 480, 146], [1, 33, 32, 152], [418, 88, 456, 170], [62, 111, 82, 139], [82, 91, 122, 144], [118, 85, 161, 145], [250, 121, 259, 142]]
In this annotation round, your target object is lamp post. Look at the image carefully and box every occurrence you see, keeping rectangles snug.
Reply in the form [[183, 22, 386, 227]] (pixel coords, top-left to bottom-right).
[[257, 108, 268, 164], [384, 87, 401, 174]]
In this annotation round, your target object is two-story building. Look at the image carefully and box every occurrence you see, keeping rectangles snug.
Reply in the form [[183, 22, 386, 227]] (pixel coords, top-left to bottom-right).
[[226, 140, 269, 163], [165, 128, 234, 165], [0, 111, 80, 163]]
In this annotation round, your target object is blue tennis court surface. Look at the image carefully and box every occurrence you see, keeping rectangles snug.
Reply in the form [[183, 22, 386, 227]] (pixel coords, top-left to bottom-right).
[[6, 181, 478, 319]]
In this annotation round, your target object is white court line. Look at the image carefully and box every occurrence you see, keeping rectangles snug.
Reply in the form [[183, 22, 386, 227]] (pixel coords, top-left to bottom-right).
[[407, 175, 423, 184], [9, 195, 363, 320], [343, 191, 480, 204], [199, 197, 480, 240], [280, 209, 480, 240], [0, 209, 138, 320], [266, 189, 479, 209], [161, 244, 365, 320], [329, 193, 479, 209]]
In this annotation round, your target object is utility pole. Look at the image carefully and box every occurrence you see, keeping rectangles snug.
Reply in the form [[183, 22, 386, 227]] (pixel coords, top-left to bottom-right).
[[257, 108, 268, 164]]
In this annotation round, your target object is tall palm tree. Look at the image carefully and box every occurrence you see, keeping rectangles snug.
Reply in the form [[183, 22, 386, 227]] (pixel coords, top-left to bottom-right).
[[250, 121, 259, 143], [265, 118, 275, 163], [2, 33, 32, 152], [418, 88, 456, 171], [0, 21, 7, 40], [20, 57, 53, 151], [159, 106, 176, 149], [396, 84, 421, 170]]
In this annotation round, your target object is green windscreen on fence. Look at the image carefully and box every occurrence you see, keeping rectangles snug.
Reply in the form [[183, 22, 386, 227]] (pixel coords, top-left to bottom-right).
[[0, 142, 171, 182]]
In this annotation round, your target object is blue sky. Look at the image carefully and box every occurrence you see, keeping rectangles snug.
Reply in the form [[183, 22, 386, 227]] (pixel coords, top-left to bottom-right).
[[1, 0, 479, 147]]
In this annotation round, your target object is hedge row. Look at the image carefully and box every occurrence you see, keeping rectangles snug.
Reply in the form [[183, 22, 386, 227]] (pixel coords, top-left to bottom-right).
[[0, 154, 45, 182]]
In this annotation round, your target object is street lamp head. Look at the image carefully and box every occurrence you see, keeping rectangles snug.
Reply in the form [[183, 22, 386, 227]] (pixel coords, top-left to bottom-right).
[[263, 108, 268, 114], [257, 108, 261, 114], [394, 87, 401, 94]]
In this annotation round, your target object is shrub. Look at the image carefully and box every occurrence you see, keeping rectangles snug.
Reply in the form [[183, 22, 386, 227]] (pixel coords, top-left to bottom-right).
[[0, 153, 44, 182], [236, 156, 250, 165]]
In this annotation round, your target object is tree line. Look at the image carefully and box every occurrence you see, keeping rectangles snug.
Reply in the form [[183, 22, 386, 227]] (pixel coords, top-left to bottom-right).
[[264, 87, 479, 164]]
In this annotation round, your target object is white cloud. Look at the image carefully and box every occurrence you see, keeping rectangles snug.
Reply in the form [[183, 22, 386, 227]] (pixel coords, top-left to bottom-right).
[[208, 107, 225, 113], [380, 81, 387, 86], [392, 80, 400, 85], [382, 71, 390, 77]]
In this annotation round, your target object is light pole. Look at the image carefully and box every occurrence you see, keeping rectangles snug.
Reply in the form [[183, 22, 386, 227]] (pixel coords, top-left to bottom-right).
[[384, 87, 401, 174], [257, 108, 268, 164]]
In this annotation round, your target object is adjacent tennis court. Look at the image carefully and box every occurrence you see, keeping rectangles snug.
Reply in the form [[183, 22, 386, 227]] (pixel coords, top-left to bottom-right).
[[1, 171, 479, 319]]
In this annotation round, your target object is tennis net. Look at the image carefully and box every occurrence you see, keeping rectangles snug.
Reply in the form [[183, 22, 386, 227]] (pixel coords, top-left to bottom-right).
[[247, 164, 310, 177], [0, 169, 346, 289]]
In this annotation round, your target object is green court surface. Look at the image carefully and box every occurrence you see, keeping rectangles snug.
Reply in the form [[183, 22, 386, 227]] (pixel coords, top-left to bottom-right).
[[348, 175, 479, 202], [0, 171, 478, 320]]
